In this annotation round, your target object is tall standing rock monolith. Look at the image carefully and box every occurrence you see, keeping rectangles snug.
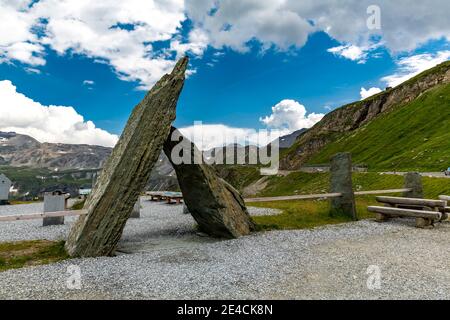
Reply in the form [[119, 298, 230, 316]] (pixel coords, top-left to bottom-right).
[[65, 57, 189, 257], [164, 127, 255, 238], [403, 172, 424, 199], [330, 152, 357, 220]]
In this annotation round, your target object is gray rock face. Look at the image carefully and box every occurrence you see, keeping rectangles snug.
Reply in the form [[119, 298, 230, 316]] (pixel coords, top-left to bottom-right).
[[163, 127, 255, 238], [0, 131, 111, 170], [330, 152, 357, 220], [65, 57, 189, 257]]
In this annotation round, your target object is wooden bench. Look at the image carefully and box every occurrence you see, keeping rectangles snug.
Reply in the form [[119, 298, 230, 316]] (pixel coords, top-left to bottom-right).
[[166, 196, 183, 204], [368, 196, 447, 228], [164, 192, 183, 204], [147, 192, 166, 202], [439, 195, 450, 219], [146, 191, 183, 204]]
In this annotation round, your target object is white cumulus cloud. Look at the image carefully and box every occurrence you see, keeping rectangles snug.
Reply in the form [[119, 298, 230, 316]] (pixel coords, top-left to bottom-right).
[[382, 51, 450, 87], [0, 80, 118, 147], [328, 45, 369, 63], [179, 124, 285, 151], [178, 99, 324, 150], [1, 0, 450, 88], [260, 99, 324, 132], [360, 87, 383, 100]]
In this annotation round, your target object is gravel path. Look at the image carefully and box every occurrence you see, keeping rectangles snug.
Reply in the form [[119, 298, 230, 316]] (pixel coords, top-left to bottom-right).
[[0, 200, 449, 300]]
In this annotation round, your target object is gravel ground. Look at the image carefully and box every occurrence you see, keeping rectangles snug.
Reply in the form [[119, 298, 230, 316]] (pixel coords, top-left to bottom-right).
[[0, 199, 449, 300]]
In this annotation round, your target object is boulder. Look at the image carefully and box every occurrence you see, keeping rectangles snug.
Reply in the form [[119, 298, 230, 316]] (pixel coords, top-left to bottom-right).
[[163, 127, 255, 238], [65, 57, 189, 257]]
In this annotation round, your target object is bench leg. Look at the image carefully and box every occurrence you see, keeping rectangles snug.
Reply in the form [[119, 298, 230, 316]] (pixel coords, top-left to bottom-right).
[[416, 217, 432, 228], [375, 213, 389, 222], [440, 213, 448, 222]]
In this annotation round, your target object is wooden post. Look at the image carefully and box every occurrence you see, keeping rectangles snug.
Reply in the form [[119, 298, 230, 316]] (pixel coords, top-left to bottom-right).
[[129, 198, 140, 219], [43, 191, 67, 226], [330, 153, 357, 220], [404, 172, 423, 199]]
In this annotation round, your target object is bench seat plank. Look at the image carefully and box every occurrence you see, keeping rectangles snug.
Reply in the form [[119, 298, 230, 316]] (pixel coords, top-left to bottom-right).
[[376, 196, 446, 208], [368, 206, 442, 220]]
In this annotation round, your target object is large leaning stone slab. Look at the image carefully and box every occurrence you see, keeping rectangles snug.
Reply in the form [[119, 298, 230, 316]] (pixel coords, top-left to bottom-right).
[[163, 127, 255, 238], [65, 57, 189, 257]]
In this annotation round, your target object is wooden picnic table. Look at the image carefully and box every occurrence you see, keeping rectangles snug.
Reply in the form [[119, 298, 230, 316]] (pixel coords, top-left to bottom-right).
[[146, 191, 183, 204]]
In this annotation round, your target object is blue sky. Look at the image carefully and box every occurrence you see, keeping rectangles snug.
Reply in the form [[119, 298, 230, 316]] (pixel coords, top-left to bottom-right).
[[0, 1, 449, 148]]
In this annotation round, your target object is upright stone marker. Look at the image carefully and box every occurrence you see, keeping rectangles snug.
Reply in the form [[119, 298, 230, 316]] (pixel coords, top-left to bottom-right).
[[65, 57, 189, 257], [164, 127, 255, 238], [403, 172, 424, 199], [330, 152, 357, 220], [43, 191, 67, 226]]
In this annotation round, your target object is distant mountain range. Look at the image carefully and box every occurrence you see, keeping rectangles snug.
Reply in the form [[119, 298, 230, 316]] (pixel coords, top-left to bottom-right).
[[0, 128, 303, 196], [0, 131, 110, 170], [0, 127, 303, 172]]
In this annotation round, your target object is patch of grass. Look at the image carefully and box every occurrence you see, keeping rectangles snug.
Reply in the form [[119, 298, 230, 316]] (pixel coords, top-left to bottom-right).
[[9, 200, 41, 205], [70, 199, 86, 210], [250, 197, 377, 231], [0, 240, 69, 272]]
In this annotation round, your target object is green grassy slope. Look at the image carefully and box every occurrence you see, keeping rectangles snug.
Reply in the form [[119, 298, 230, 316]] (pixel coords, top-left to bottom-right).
[[306, 83, 450, 171]]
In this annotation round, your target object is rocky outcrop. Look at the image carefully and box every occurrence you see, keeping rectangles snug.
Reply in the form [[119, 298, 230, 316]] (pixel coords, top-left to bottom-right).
[[281, 61, 450, 169], [164, 127, 255, 238], [65, 57, 188, 257]]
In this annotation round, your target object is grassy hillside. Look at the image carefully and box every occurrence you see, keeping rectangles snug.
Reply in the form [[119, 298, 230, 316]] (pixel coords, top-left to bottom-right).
[[306, 83, 450, 171]]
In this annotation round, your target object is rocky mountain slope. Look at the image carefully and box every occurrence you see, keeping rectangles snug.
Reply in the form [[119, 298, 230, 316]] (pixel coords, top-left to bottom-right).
[[0, 132, 178, 195], [307, 82, 450, 171], [0, 132, 111, 170], [280, 61, 450, 170], [279, 129, 307, 149]]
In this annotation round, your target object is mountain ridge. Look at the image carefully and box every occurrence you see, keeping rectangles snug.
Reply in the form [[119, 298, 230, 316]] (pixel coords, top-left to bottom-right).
[[280, 61, 450, 170]]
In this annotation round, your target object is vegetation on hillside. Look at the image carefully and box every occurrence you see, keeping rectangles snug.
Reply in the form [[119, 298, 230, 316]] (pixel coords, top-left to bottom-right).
[[0, 166, 93, 199], [307, 83, 450, 171]]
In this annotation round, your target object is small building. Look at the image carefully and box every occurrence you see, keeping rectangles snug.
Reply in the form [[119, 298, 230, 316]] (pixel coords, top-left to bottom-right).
[[0, 173, 12, 202]]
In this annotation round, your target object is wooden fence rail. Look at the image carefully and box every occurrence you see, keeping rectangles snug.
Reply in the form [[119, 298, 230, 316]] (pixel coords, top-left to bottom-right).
[[245, 193, 342, 203], [0, 210, 87, 222], [245, 188, 412, 203], [354, 188, 411, 196]]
